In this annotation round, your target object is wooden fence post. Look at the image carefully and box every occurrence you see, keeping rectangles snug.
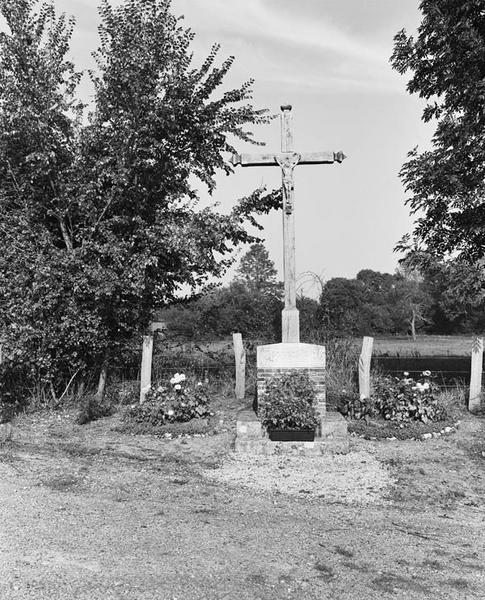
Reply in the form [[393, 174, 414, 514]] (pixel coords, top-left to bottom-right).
[[469, 336, 483, 412], [139, 322, 167, 404], [359, 336, 374, 400], [233, 332, 246, 400], [140, 334, 154, 403]]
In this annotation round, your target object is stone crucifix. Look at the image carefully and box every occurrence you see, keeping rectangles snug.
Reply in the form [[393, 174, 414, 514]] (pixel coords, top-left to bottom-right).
[[232, 104, 346, 343]]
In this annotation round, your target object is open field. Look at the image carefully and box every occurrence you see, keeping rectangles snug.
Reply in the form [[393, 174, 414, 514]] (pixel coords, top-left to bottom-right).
[[0, 401, 484, 600], [155, 335, 479, 360], [371, 335, 478, 357]]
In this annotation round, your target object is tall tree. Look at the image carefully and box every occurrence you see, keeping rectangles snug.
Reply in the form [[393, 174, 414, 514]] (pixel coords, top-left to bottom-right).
[[235, 243, 278, 294], [0, 0, 279, 401], [392, 0, 485, 262]]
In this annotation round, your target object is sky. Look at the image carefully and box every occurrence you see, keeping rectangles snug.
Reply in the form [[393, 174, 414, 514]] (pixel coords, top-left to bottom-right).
[[14, 1, 433, 295]]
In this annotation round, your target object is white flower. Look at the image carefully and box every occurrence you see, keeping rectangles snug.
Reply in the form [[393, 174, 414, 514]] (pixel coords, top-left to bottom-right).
[[422, 370, 431, 377], [403, 372, 409, 377], [170, 372, 186, 385], [416, 382, 430, 393], [167, 409, 174, 416], [174, 384, 181, 391], [197, 382, 203, 387]]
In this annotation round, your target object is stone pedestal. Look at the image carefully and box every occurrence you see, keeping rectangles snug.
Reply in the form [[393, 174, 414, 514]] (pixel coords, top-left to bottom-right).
[[234, 342, 348, 454], [257, 343, 326, 427]]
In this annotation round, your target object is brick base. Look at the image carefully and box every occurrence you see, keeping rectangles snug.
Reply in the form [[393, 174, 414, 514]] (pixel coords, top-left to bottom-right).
[[235, 410, 349, 455]]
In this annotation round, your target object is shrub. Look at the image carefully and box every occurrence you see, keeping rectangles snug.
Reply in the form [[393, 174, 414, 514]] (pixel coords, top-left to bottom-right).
[[126, 373, 211, 426], [259, 370, 319, 431], [104, 380, 139, 406], [337, 390, 373, 421], [76, 394, 116, 425], [372, 371, 447, 423]]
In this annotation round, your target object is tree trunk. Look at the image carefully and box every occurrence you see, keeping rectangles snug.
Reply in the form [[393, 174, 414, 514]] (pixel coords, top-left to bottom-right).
[[410, 309, 417, 341], [76, 381, 85, 402]]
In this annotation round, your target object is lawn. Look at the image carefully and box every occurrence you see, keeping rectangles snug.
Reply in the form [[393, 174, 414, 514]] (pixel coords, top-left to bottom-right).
[[0, 397, 484, 600], [371, 335, 477, 357]]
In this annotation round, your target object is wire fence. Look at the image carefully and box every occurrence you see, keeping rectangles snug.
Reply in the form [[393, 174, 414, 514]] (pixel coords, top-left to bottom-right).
[[147, 337, 479, 391]]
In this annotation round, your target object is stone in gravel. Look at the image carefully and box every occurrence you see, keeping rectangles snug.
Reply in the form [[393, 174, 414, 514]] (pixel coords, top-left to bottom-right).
[[422, 433, 433, 440]]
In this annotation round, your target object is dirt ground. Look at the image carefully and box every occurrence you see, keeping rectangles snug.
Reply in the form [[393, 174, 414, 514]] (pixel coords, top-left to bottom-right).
[[0, 407, 484, 600]]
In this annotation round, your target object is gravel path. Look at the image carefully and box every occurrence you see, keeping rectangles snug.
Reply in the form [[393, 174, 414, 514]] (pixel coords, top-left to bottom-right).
[[0, 410, 484, 599], [204, 450, 392, 502]]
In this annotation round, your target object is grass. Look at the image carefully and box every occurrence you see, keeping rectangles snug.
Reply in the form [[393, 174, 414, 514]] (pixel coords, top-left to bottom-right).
[[114, 415, 214, 437], [371, 335, 476, 357]]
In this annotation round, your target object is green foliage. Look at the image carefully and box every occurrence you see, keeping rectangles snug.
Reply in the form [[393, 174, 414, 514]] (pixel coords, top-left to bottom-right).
[[325, 337, 360, 409], [259, 371, 319, 431], [235, 243, 278, 294], [392, 1, 485, 262], [320, 269, 434, 337], [76, 393, 116, 425], [0, 0, 279, 399], [161, 243, 283, 340], [337, 391, 373, 421], [372, 372, 447, 424], [127, 373, 211, 425]]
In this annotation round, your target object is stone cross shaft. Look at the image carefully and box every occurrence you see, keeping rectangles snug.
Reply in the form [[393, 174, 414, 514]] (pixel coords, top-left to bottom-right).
[[232, 104, 345, 343]]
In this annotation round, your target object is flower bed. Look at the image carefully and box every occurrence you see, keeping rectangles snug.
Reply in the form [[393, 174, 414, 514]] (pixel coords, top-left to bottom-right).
[[339, 371, 458, 440], [126, 372, 212, 426]]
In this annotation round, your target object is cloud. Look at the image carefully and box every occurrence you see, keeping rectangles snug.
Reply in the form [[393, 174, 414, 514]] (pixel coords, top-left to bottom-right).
[[173, 0, 399, 93]]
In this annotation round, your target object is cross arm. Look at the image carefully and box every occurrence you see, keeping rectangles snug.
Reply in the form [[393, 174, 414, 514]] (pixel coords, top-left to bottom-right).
[[231, 150, 346, 167]]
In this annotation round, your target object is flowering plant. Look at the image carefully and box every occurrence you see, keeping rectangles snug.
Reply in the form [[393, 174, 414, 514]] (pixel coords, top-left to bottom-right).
[[259, 370, 319, 431], [337, 389, 373, 421], [372, 371, 447, 423], [127, 373, 210, 425]]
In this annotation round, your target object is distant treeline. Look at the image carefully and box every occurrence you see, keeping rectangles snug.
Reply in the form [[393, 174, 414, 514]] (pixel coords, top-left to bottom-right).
[[161, 260, 485, 341]]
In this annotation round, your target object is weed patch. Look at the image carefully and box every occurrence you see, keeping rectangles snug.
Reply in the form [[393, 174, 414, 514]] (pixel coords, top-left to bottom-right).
[[446, 577, 470, 590], [423, 558, 444, 570], [314, 562, 335, 582], [334, 546, 354, 558], [40, 473, 81, 492], [372, 571, 429, 594]]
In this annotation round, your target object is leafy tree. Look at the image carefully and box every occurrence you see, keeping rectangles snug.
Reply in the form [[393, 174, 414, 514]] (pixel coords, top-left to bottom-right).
[[392, 267, 434, 339], [235, 243, 278, 294], [296, 295, 321, 343], [0, 0, 280, 402], [319, 277, 366, 336], [392, 0, 485, 262], [417, 255, 485, 333], [163, 244, 283, 341]]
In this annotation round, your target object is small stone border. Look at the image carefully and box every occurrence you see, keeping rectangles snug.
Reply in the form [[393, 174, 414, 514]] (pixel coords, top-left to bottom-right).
[[350, 420, 461, 442]]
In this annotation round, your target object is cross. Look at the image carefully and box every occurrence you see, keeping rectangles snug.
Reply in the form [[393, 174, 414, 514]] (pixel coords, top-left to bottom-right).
[[232, 104, 346, 343]]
